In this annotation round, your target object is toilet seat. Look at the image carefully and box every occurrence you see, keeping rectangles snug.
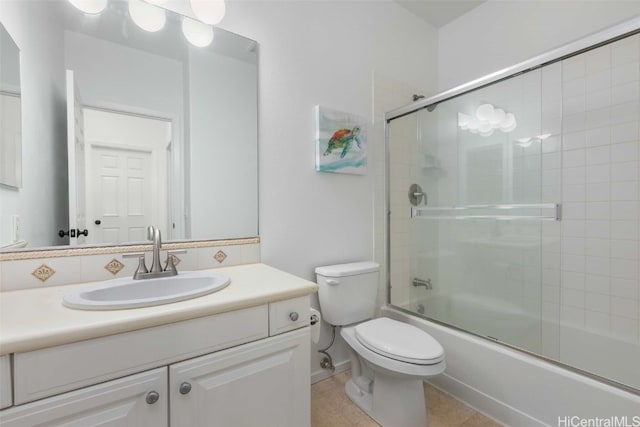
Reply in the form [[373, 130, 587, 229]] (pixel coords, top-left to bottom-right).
[[355, 318, 444, 365], [341, 324, 445, 378]]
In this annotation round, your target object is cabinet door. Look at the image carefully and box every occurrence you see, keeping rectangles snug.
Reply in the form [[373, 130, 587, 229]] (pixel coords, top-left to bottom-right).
[[170, 328, 310, 427], [0, 368, 167, 427], [0, 355, 11, 409]]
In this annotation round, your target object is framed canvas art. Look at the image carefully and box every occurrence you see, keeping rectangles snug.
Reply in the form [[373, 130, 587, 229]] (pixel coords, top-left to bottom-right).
[[315, 106, 367, 175]]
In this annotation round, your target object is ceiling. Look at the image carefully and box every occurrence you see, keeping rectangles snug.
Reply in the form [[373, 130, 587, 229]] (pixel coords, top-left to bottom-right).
[[395, 0, 487, 28]]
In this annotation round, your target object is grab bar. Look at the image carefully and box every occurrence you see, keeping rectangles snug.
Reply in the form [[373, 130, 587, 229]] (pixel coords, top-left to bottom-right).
[[411, 203, 561, 221]]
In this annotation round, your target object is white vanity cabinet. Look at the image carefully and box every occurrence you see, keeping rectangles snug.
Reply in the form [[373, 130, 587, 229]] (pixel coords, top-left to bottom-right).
[[0, 296, 312, 427], [170, 328, 309, 426]]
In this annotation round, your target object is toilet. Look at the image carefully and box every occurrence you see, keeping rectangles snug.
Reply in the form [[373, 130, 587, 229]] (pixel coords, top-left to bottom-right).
[[316, 261, 445, 427]]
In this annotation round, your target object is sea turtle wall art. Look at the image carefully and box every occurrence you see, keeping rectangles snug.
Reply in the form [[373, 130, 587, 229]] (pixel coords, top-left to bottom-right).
[[315, 105, 367, 175]]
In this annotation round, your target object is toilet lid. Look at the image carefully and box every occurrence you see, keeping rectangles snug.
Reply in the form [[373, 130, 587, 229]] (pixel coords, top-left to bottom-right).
[[355, 318, 444, 365]]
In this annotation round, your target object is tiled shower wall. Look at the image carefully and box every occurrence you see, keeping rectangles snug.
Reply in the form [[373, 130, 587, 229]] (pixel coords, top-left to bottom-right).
[[540, 34, 639, 385], [372, 72, 422, 310]]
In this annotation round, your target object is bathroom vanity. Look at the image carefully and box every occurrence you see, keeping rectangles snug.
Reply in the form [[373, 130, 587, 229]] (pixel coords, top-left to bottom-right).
[[0, 263, 317, 426]]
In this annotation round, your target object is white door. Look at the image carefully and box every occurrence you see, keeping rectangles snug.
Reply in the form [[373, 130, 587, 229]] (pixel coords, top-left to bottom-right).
[[0, 368, 168, 427], [170, 329, 311, 427], [66, 70, 87, 245], [84, 109, 170, 244], [89, 145, 153, 244]]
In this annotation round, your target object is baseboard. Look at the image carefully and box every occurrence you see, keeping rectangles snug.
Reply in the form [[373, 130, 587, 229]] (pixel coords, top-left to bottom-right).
[[427, 374, 545, 427], [311, 359, 351, 384]]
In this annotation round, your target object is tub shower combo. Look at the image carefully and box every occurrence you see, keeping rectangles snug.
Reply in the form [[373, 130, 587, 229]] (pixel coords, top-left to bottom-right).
[[386, 23, 640, 393]]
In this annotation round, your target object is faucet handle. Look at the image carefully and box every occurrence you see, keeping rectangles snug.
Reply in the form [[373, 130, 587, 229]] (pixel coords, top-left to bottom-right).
[[164, 250, 187, 273], [122, 252, 149, 277]]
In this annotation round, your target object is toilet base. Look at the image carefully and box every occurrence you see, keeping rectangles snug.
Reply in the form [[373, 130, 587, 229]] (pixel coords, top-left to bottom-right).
[[345, 373, 428, 427]]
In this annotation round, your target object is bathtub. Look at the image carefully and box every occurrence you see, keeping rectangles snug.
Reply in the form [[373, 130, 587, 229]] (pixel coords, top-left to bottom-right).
[[383, 306, 640, 426]]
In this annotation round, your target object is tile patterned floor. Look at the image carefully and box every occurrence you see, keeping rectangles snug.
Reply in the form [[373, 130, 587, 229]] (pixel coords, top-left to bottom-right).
[[311, 370, 503, 427]]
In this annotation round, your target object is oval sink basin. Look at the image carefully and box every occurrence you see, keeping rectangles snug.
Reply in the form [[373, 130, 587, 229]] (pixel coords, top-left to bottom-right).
[[63, 271, 231, 310]]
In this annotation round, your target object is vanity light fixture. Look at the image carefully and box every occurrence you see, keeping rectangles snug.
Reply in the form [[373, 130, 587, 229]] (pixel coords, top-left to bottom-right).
[[68, 0, 108, 14], [182, 16, 214, 47], [190, 0, 226, 25], [458, 103, 517, 137], [129, 0, 166, 32]]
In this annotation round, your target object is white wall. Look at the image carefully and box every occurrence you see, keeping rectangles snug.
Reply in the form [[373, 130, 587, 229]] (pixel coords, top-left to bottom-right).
[[438, 0, 640, 91], [220, 0, 438, 379], [188, 48, 258, 239], [64, 31, 184, 130], [0, 1, 67, 248], [215, 0, 437, 278]]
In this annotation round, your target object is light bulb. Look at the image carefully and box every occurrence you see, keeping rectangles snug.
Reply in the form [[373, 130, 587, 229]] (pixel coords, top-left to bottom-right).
[[500, 113, 517, 132], [490, 108, 505, 127], [129, 0, 166, 32], [476, 104, 494, 121], [182, 17, 214, 47], [190, 0, 226, 25], [68, 0, 107, 14], [478, 121, 492, 133]]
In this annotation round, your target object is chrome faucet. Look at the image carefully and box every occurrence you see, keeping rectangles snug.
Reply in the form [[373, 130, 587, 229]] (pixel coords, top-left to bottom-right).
[[123, 226, 185, 280]]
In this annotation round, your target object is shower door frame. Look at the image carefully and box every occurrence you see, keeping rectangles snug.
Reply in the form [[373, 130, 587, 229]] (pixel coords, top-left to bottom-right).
[[384, 17, 640, 395]]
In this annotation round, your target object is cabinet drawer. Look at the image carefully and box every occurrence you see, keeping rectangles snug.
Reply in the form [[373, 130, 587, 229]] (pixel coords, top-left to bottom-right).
[[0, 355, 11, 409], [269, 296, 310, 336], [14, 305, 268, 404], [0, 367, 167, 426]]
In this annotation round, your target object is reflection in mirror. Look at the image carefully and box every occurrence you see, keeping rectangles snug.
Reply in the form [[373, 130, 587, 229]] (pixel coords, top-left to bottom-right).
[[0, 23, 22, 206], [0, 0, 258, 252], [0, 21, 24, 250]]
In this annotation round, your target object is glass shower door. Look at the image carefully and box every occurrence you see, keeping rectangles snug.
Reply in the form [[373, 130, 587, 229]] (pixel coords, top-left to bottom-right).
[[388, 69, 549, 354]]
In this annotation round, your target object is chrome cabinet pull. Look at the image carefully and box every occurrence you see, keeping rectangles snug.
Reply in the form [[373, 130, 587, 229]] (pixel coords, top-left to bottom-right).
[[146, 391, 160, 404], [179, 382, 192, 395]]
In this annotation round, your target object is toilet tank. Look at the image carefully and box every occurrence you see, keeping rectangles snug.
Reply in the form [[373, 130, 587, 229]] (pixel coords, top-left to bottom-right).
[[315, 261, 379, 326]]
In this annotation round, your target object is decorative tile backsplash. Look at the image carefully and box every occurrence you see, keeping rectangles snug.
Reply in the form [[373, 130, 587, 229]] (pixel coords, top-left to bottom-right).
[[0, 239, 260, 292], [214, 250, 228, 263], [104, 259, 124, 275], [32, 264, 55, 282]]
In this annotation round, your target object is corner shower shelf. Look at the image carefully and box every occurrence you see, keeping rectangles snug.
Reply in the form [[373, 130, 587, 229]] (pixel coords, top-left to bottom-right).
[[410, 203, 561, 221]]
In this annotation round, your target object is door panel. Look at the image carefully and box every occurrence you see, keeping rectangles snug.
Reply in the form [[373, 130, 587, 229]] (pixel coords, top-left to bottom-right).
[[90, 146, 152, 244], [170, 329, 310, 427]]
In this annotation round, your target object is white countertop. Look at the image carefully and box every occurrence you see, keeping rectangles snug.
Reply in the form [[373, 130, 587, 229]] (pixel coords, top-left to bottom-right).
[[0, 263, 318, 355]]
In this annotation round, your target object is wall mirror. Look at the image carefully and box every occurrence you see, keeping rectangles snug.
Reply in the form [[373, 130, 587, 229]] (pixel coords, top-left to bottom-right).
[[0, 0, 258, 252], [0, 22, 22, 190]]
